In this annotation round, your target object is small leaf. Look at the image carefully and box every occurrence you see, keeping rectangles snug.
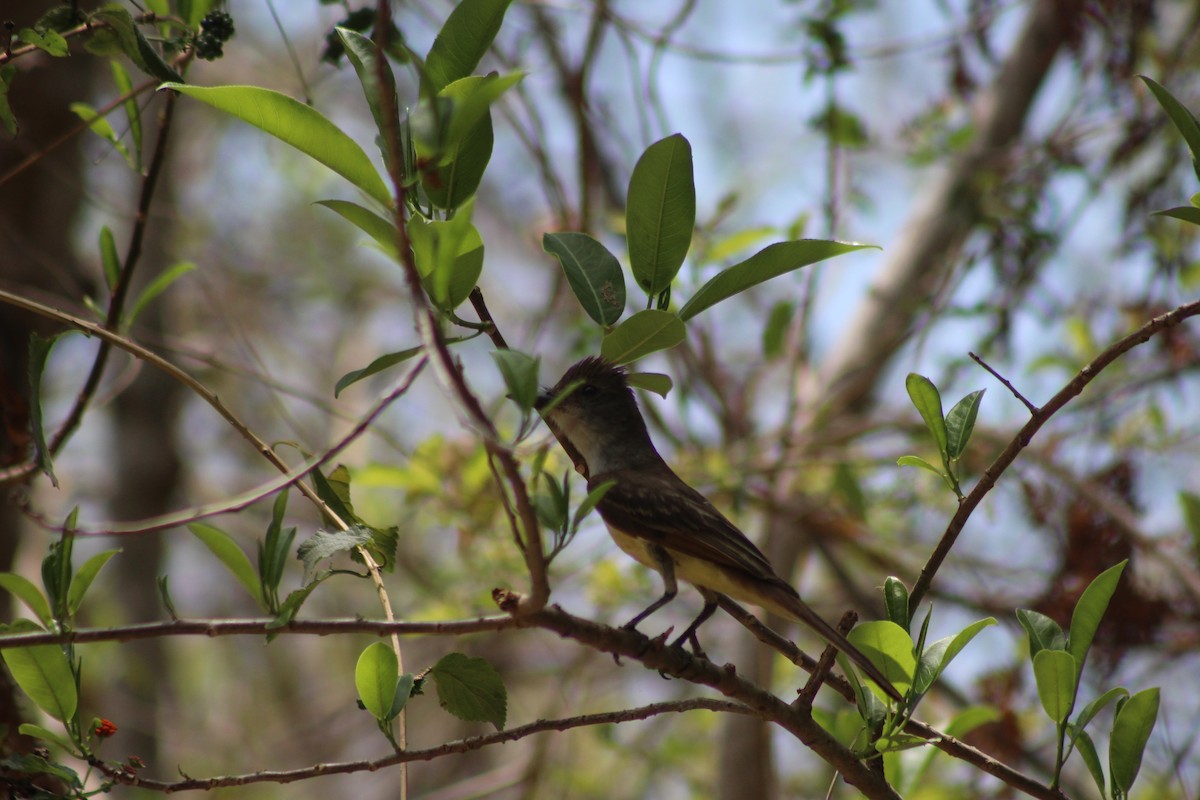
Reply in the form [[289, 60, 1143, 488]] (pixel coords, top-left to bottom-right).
[[355, 642, 399, 722], [162, 84, 391, 207], [1032, 649, 1078, 723], [1017, 608, 1067, 657], [127, 261, 195, 327], [1073, 728, 1108, 800], [1109, 687, 1159, 795], [430, 652, 507, 730], [389, 673, 416, 720], [846, 620, 916, 694], [334, 345, 428, 397], [1072, 687, 1129, 742], [188, 523, 263, 607], [423, 0, 514, 93], [336, 28, 399, 174], [66, 549, 120, 616], [267, 580, 324, 630], [1141, 76, 1200, 181], [437, 73, 524, 159], [626, 371, 672, 398], [913, 618, 996, 696], [882, 576, 909, 631], [0, 620, 77, 723], [944, 389, 985, 460], [542, 232, 626, 326], [627, 133, 695, 296], [600, 309, 685, 364], [1, 65, 20, 136], [316, 199, 398, 258], [406, 206, 484, 310], [28, 333, 62, 487], [110, 59, 141, 171], [762, 300, 793, 358], [572, 479, 615, 532], [296, 528, 372, 581], [18, 27, 70, 57], [905, 374, 947, 455], [69, 102, 132, 167], [99, 226, 121, 289], [678, 240, 875, 321], [1068, 560, 1127, 676], [896, 454, 946, 479], [491, 349, 540, 412], [1151, 206, 1200, 226], [18, 722, 79, 755], [310, 465, 360, 529], [0, 573, 53, 627], [89, 7, 182, 82]]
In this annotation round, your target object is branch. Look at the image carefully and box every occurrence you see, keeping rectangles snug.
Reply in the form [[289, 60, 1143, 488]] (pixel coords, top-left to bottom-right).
[[909, 298, 1200, 610], [97, 698, 748, 791]]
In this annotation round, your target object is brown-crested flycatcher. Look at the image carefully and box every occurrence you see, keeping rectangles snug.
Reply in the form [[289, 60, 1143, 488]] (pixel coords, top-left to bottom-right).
[[537, 356, 901, 701]]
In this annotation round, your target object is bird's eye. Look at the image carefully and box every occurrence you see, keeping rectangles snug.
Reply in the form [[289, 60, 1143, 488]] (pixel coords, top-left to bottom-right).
[[578, 383, 598, 398]]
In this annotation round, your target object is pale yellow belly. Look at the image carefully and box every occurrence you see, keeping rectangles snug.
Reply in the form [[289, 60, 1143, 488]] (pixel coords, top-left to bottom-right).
[[607, 526, 763, 607]]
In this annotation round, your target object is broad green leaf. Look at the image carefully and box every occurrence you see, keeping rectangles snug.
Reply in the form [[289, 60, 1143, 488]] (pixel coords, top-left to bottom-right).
[[883, 576, 909, 631], [1072, 687, 1129, 744], [846, 620, 916, 693], [188, 523, 262, 606], [162, 84, 391, 207], [423, 113, 493, 210], [89, 6, 182, 82], [334, 346, 424, 397], [388, 673, 416, 720], [1, 65, 19, 136], [18, 28, 69, 57], [69, 102, 132, 168], [905, 374, 947, 455], [0, 573, 52, 627], [600, 309, 685, 364], [110, 59, 141, 171], [423, 0, 514, 92], [18, 723, 79, 755], [296, 527, 372, 581], [627, 134, 695, 296], [943, 705, 1001, 739], [1068, 560, 1127, 675], [127, 261, 195, 327], [430, 652, 507, 730], [1032, 649, 1077, 723], [626, 371, 672, 398], [355, 642, 399, 721], [66, 549, 120, 616], [316, 199, 398, 258], [28, 333, 61, 487], [1109, 687, 1159, 794], [913, 618, 996, 695], [1073, 728, 1108, 800], [678, 240, 874, 321], [1017, 608, 1067, 657], [438, 73, 523, 159], [491, 349, 540, 412], [1141, 77, 1200, 180], [310, 465, 360, 530], [542, 232, 626, 326], [406, 207, 484, 310], [1151, 206, 1200, 226], [0, 620, 77, 723], [99, 226, 121, 289], [336, 28, 398, 174], [944, 389, 985, 460]]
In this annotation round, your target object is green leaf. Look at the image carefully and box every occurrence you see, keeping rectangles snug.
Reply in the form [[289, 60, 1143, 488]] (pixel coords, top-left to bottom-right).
[[845, 620, 916, 693], [896, 454, 946, 479], [296, 528, 372, 581], [1140, 77, 1200, 181], [1151, 206, 1200, 226], [18, 27, 70, 57], [311, 464, 360, 529], [678, 239, 874, 321], [66, 549, 120, 616], [1073, 728, 1108, 800], [334, 346, 423, 397], [0, 65, 19, 136], [316, 199, 398, 258], [127, 261, 195, 327], [572, 480, 614, 532], [406, 206, 484, 310], [69, 102, 132, 168], [905, 374, 947, 455], [336, 28, 398, 174], [492, 349, 540, 412], [18, 722, 79, 755], [627, 133, 695, 296], [1032, 649, 1078, 723], [110, 59, 141, 171], [430, 652, 507, 730], [267, 580, 324, 630], [1017, 608, 1067, 657], [1109, 687, 1159, 795], [355, 642, 399, 722], [943, 705, 1001, 739], [0, 620, 77, 723], [423, 0, 514, 92], [98, 226, 121, 290], [944, 389, 985, 460], [626, 371, 672, 398], [1073, 687, 1129, 743], [913, 618, 996, 696], [1068, 560, 1126, 676], [0, 573, 53, 627], [161, 84, 391, 207], [600, 309, 685, 364], [437, 72, 523, 160], [542, 232, 626, 326], [389, 673, 416, 720], [761, 300, 793, 359], [1181, 491, 1200, 562], [188, 523, 263, 606], [534, 471, 568, 531], [423, 113, 493, 210], [28, 333, 61, 487], [883, 576, 909, 631], [89, 6, 182, 82]]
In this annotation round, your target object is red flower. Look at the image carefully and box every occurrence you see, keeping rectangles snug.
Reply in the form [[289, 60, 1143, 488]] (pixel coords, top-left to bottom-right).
[[95, 719, 118, 738]]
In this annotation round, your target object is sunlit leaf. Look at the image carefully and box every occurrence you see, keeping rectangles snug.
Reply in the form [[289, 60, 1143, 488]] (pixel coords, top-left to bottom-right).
[[627, 134, 694, 296], [600, 309, 685, 364]]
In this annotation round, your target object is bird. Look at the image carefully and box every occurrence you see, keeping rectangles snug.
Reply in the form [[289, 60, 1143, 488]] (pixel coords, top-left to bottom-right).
[[535, 356, 901, 701]]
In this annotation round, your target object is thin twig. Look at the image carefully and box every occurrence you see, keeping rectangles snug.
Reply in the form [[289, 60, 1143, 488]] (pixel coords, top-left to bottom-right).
[[909, 300, 1200, 611], [970, 351, 1038, 413]]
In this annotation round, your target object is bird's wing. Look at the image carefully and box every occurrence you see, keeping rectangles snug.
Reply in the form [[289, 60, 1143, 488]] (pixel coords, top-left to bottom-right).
[[591, 467, 779, 582]]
